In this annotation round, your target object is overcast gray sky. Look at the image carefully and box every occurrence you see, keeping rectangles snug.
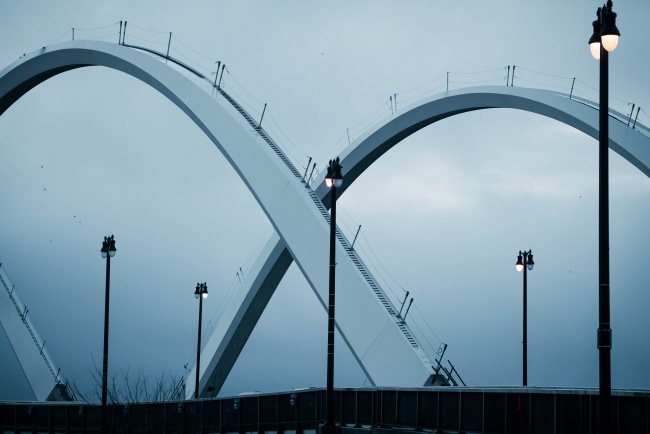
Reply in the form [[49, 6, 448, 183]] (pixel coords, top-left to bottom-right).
[[1, 0, 649, 400]]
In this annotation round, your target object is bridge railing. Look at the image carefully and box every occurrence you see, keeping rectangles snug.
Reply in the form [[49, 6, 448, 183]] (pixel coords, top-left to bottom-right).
[[2, 387, 649, 433], [45, 23, 650, 169]]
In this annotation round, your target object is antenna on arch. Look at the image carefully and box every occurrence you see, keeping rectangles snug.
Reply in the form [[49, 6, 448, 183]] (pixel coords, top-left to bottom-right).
[[307, 162, 317, 185], [302, 157, 312, 183], [349, 225, 361, 251], [259, 103, 267, 127], [627, 103, 636, 126], [402, 298, 414, 322], [632, 107, 641, 129], [165, 32, 172, 63], [397, 291, 409, 317]]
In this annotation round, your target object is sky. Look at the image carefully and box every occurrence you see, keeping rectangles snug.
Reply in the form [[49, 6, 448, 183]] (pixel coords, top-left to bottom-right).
[[1, 0, 649, 401]]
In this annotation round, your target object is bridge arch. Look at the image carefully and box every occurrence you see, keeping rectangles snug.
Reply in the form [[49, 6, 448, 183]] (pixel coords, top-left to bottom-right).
[[1, 40, 447, 398], [2, 41, 649, 400], [195, 82, 650, 397], [315, 86, 650, 203], [202, 84, 650, 397], [0, 40, 336, 398]]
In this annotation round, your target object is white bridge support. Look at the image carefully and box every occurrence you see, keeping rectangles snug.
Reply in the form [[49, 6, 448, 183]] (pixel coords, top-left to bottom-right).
[[0, 41, 437, 400], [0, 264, 69, 401], [194, 87, 650, 397], [1, 41, 649, 400]]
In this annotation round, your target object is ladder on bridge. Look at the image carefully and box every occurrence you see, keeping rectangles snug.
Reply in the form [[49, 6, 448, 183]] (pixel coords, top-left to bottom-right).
[[215, 85, 422, 351]]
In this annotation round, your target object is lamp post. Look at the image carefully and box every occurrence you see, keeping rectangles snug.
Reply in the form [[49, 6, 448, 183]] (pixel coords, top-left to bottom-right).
[[515, 250, 534, 387], [100, 235, 116, 432], [194, 282, 208, 399], [589, 2, 620, 432], [324, 157, 343, 434]]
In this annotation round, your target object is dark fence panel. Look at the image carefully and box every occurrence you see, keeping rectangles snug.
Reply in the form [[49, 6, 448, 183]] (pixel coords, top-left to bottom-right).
[[461, 391, 484, 432], [618, 395, 649, 434], [353, 389, 375, 426], [297, 390, 318, 430], [530, 393, 554, 434], [557, 394, 583, 434], [241, 395, 260, 432], [418, 389, 439, 427], [259, 393, 278, 431], [380, 390, 397, 426], [1, 387, 648, 433], [396, 390, 417, 427], [484, 392, 506, 433], [439, 391, 460, 431]]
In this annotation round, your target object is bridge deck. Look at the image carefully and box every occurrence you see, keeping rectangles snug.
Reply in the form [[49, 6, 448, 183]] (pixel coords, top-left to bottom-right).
[[2, 387, 648, 433]]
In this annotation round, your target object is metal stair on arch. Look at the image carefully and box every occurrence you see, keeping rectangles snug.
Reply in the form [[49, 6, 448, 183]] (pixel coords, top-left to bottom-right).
[[215, 82, 421, 350], [112, 40, 427, 358]]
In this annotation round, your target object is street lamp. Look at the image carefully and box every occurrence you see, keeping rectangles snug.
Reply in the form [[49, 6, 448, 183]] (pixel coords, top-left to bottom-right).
[[589, 2, 620, 432], [100, 235, 116, 432], [515, 250, 534, 387], [324, 157, 343, 434], [194, 282, 208, 399]]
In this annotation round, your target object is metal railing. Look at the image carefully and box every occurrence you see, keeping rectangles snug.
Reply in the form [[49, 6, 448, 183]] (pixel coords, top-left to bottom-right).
[[2, 387, 649, 433]]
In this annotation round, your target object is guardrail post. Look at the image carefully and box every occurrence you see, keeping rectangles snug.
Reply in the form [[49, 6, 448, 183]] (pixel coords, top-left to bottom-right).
[[554, 394, 557, 434], [396, 390, 399, 427], [379, 390, 383, 428], [458, 392, 462, 433], [257, 395, 261, 434], [165, 32, 172, 63], [354, 390, 358, 427], [482, 392, 485, 433], [415, 391, 421, 431], [632, 107, 640, 129], [436, 391, 442, 433], [259, 103, 267, 127], [504, 394, 507, 433]]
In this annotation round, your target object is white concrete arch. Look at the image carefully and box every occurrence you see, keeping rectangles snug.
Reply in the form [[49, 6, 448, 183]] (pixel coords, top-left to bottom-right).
[[316, 86, 650, 202], [3, 41, 650, 400], [0, 41, 440, 399], [207, 86, 650, 398], [189, 86, 650, 391]]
